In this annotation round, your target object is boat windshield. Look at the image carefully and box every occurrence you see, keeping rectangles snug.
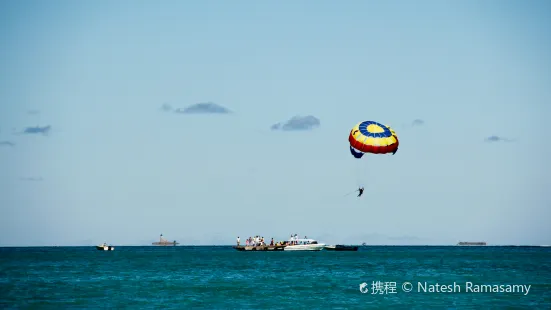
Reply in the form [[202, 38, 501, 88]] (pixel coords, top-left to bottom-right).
[[288, 239, 318, 245]]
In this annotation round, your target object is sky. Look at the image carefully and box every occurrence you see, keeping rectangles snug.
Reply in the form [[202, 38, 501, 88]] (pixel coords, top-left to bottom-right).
[[0, 0, 550, 246]]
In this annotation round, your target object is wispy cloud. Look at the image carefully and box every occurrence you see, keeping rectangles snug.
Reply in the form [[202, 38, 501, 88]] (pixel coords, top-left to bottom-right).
[[0, 141, 15, 147], [166, 102, 232, 114], [485, 135, 513, 143], [160, 103, 173, 112], [400, 119, 425, 130], [271, 115, 321, 131], [23, 125, 51, 135]]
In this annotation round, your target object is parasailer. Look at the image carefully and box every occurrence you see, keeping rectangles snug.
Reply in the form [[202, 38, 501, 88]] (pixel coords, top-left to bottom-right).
[[348, 120, 399, 197]]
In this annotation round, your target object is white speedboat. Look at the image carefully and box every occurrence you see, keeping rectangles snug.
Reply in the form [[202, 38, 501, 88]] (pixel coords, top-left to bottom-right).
[[96, 243, 114, 251], [284, 238, 325, 251]]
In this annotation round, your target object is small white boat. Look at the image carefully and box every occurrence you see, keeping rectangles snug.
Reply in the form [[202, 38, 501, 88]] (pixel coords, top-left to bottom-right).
[[96, 243, 115, 251], [284, 238, 325, 251]]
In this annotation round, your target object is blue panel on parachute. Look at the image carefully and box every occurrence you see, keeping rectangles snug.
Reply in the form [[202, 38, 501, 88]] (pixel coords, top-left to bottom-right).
[[350, 146, 364, 158]]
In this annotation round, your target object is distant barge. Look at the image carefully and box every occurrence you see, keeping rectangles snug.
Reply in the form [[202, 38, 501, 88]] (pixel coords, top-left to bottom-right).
[[457, 242, 487, 246], [152, 234, 179, 246]]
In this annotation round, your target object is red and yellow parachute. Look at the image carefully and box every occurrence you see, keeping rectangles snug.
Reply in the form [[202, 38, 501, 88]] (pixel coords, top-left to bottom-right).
[[348, 120, 399, 158]]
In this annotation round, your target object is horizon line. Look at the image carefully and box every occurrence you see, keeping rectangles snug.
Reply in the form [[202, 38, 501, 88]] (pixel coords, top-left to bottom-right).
[[1, 244, 549, 248]]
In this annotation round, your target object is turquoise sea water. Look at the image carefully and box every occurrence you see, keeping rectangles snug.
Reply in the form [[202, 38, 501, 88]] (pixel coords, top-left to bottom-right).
[[1, 246, 550, 309]]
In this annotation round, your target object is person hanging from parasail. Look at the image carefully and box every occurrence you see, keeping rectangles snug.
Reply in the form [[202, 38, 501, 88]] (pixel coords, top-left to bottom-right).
[[348, 120, 399, 198]]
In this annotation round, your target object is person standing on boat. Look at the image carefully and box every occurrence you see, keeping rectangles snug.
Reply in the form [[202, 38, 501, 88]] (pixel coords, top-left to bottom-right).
[[237, 236, 240, 246]]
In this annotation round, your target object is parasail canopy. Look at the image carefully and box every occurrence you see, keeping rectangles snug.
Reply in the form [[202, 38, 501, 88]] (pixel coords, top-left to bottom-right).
[[348, 120, 399, 158]]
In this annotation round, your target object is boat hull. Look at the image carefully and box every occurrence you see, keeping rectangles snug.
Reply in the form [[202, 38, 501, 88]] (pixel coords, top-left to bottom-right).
[[457, 242, 486, 246], [96, 246, 115, 251], [284, 244, 326, 251], [233, 245, 286, 251], [152, 242, 179, 246], [325, 245, 358, 251]]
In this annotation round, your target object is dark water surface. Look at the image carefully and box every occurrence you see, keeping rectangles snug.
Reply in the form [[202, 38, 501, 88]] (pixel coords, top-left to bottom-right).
[[1, 246, 550, 309]]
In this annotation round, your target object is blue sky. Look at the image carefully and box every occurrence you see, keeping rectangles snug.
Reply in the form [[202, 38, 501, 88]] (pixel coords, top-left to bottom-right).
[[1, 0, 550, 246]]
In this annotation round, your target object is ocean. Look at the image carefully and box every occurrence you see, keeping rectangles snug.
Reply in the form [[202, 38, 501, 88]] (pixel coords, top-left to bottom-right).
[[1, 246, 550, 309]]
